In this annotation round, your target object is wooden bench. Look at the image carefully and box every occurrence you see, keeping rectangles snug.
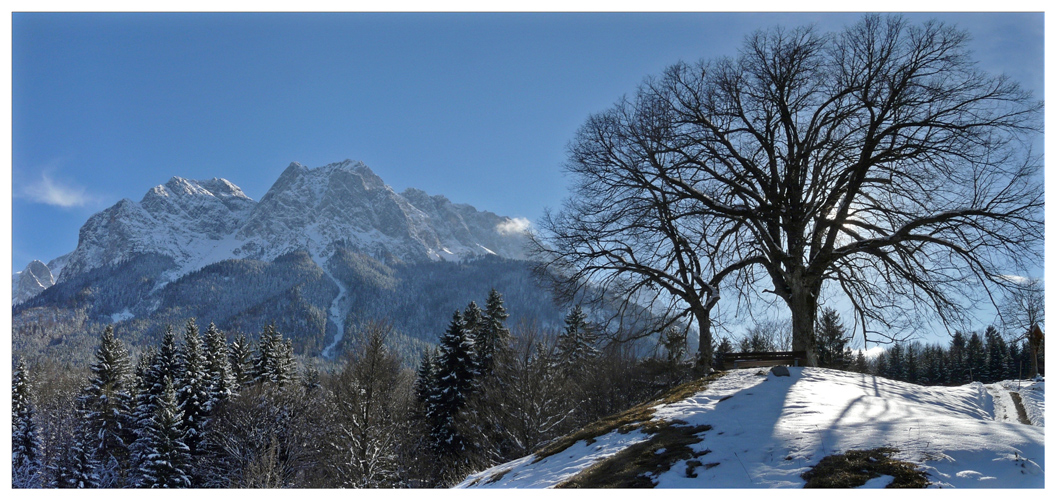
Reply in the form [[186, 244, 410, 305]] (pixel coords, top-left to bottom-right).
[[720, 351, 807, 370]]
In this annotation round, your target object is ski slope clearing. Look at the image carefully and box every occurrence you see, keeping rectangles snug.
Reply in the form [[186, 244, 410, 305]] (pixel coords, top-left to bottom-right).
[[459, 367, 1044, 488]]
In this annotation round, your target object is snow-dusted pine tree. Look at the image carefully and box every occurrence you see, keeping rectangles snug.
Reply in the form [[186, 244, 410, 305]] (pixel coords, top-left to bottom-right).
[[12, 357, 44, 488], [60, 414, 101, 488], [476, 289, 512, 374], [177, 318, 211, 457], [555, 305, 599, 374], [229, 332, 254, 385], [131, 325, 184, 472], [76, 325, 135, 485], [427, 310, 477, 482], [249, 324, 299, 387], [138, 376, 192, 488], [204, 322, 237, 403]]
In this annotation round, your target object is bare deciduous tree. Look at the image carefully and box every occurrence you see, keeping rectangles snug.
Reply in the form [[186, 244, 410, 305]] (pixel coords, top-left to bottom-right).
[[535, 15, 1042, 369]]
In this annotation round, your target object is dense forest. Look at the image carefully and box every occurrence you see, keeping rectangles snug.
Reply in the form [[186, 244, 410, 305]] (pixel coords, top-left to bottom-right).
[[11, 289, 694, 488]]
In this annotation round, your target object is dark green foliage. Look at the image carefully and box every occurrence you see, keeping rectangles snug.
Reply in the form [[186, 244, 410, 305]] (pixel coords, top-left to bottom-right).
[[177, 319, 211, 457], [76, 325, 135, 485], [427, 310, 478, 477], [204, 322, 237, 404], [251, 324, 297, 387], [966, 333, 987, 382], [137, 377, 192, 488], [477, 288, 512, 374], [228, 333, 253, 385], [815, 308, 850, 369], [713, 336, 734, 368], [12, 357, 44, 488], [555, 305, 599, 373]]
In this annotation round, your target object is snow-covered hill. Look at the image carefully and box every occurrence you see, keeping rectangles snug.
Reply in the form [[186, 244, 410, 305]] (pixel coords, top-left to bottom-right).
[[459, 367, 1044, 488]]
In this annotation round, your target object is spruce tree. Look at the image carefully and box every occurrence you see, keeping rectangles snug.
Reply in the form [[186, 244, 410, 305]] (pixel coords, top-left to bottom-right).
[[204, 322, 237, 403], [63, 418, 101, 488], [12, 357, 44, 488], [251, 324, 297, 386], [138, 376, 192, 488], [713, 336, 734, 369], [131, 326, 183, 470], [229, 333, 254, 385], [177, 318, 211, 457], [555, 305, 599, 374], [949, 331, 968, 384], [815, 308, 850, 369], [984, 326, 1011, 383], [966, 332, 988, 382], [477, 290, 512, 374], [77, 325, 135, 484], [428, 310, 478, 481]]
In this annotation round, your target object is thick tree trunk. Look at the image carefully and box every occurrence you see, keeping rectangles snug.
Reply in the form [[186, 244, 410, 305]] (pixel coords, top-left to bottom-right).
[[694, 305, 714, 374], [788, 288, 818, 367]]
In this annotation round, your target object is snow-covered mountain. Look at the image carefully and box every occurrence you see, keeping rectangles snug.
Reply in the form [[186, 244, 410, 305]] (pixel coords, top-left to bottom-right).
[[12, 260, 56, 305], [459, 367, 1045, 488], [14, 159, 533, 305], [13, 159, 557, 363]]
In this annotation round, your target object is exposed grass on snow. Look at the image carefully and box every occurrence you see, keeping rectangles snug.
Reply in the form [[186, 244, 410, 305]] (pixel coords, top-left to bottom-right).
[[533, 372, 723, 463], [555, 422, 712, 488], [801, 447, 928, 488]]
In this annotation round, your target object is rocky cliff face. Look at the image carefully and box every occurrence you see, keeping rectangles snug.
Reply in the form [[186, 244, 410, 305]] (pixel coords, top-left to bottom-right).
[[12, 260, 55, 305], [15, 159, 533, 304]]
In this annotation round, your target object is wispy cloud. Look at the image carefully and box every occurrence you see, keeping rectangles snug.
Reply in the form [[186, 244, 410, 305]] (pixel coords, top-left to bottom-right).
[[496, 217, 531, 235], [22, 172, 96, 208]]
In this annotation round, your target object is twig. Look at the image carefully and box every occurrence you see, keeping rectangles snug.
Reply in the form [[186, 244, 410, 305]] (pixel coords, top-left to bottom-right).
[[732, 451, 754, 484]]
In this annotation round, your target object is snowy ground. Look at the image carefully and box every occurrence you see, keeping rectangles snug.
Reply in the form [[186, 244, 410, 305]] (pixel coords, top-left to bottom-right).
[[459, 368, 1044, 488]]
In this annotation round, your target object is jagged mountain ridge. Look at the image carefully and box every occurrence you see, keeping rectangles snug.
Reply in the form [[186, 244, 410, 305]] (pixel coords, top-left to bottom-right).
[[13, 159, 554, 364], [16, 159, 533, 305]]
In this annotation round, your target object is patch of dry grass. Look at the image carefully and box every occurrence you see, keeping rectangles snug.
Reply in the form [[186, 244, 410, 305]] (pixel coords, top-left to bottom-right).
[[533, 373, 723, 463], [801, 447, 928, 488], [555, 423, 712, 488]]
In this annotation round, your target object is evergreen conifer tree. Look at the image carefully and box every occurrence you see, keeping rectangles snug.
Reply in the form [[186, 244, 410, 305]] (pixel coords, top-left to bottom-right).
[[949, 331, 968, 384], [131, 326, 183, 471], [138, 376, 192, 488], [428, 310, 478, 481], [815, 308, 850, 369], [713, 336, 734, 369], [77, 325, 135, 484], [229, 333, 254, 385], [63, 418, 101, 488], [177, 318, 211, 457], [204, 322, 237, 403], [984, 326, 1011, 383], [852, 350, 869, 373], [966, 332, 988, 382], [476, 289, 512, 374], [555, 305, 599, 374], [252, 324, 297, 385], [12, 357, 44, 488]]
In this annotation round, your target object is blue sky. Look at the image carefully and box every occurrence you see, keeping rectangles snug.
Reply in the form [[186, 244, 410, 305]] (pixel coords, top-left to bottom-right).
[[7, 12, 1046, 343]]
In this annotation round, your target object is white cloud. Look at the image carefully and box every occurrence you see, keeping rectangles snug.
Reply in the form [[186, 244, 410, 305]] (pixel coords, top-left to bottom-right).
[[22, 173, 95, 208], [496, 217, 531, 236]]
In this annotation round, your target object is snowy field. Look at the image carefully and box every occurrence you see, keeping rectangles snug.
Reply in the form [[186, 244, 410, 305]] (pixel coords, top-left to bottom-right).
[[459, 367, 1044, 488]]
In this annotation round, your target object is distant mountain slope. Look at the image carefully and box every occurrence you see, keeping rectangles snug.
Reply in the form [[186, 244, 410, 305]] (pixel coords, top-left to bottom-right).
[[12, 160, 552, 363], [459, 368, 1045, 488]]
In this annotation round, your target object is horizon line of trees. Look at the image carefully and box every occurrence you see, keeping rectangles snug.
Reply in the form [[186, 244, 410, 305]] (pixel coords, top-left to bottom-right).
[[712, 307, 1045, 385]]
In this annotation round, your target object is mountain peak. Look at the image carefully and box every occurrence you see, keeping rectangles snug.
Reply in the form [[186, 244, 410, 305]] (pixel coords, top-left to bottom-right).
[[34, 158, 531, 295]]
